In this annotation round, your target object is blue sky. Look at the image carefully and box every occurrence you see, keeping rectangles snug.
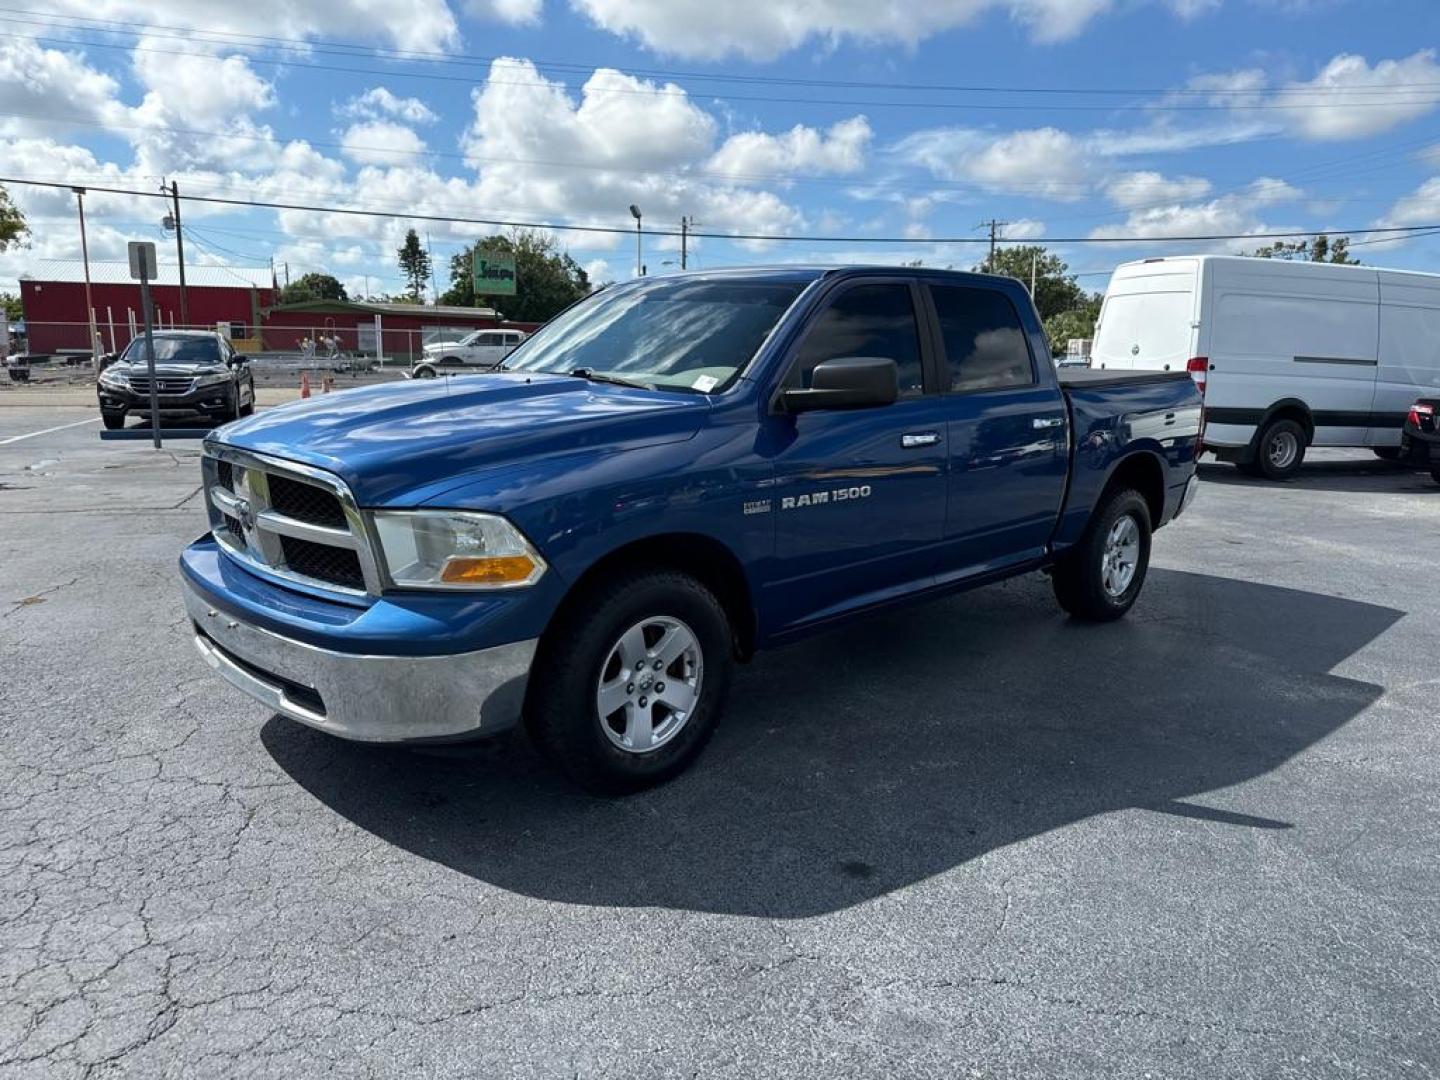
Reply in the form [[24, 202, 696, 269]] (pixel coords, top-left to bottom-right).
[[1, 0, 1438, 300]]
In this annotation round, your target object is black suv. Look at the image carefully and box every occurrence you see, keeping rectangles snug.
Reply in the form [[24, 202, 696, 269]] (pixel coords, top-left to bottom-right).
[[97, 331, 255, 430], [1401, 398, 1440, 485]]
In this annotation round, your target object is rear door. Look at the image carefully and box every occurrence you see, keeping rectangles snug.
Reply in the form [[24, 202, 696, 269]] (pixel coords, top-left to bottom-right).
[[762, 278, 949, 630], [925, 282, 1069, 577], [1092, 259, 1200, 374], [1374, 271, 1440, 445]]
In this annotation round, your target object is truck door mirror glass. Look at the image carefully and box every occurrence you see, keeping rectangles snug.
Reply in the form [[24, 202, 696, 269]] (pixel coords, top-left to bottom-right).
[[782, 356, 898, 412]]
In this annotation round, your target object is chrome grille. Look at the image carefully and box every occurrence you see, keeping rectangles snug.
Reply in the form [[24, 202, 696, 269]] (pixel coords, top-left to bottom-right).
[[202, 445, 382, 599], [130, 375, 196, 396]]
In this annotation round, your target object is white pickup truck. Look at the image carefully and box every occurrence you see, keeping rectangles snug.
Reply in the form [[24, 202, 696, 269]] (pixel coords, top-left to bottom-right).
[[411, 328, 527, 378]]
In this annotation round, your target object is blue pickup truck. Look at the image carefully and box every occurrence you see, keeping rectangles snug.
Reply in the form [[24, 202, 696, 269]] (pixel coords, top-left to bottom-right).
[[180, 267, 1203, 792]]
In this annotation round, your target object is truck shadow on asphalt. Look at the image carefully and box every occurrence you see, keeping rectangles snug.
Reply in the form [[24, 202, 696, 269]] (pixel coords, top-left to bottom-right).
[[1198, 460, 1438, 495], [262, 568, 1402, 918]]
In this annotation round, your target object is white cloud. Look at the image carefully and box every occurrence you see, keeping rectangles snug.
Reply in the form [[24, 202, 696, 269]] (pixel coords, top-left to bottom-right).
[[1090, 177, 1304, 248], [40, 0, 460, 53], [573, 0, 1129, 60], [1104, 171, 1213, 209], [897, 126, 1091, 200], [1272, 50, 1440, 140], [583, 258, 614, 284], [467, 0, 544, 22], [1377, 176, 1440, 231], [340, 88, 439, 126], [708, 118, 872, 179], [338, 121, 429, 165], [1003, 218, 1047, 240], [0, 38, 124, 138]]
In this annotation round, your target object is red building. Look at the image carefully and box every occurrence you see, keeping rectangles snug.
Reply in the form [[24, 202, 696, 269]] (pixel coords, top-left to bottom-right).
[[18, 260, 538, 362], [18, 259, 275, 355]]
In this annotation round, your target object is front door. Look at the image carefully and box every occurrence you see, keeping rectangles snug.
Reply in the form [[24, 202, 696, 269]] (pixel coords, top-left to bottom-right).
[[760, 279, 949, 632], [924, 282, 1069, 579]]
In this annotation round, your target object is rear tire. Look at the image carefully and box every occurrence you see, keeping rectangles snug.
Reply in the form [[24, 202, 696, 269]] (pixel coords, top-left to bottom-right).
[[526, 569, 734, 794], [1254, 417, 1307, 481], [1372, 447, 1402, 462], [101, 412, 125, 430], [1052, 488, 1152, 622]]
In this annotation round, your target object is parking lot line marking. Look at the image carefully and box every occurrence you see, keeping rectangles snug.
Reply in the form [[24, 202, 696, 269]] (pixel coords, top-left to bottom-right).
[[0, 416, 102, 445]]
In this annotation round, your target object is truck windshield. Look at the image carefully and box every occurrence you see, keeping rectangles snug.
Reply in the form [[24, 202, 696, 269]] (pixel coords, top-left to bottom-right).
[[503, 279, 806, 393], [120, 337, 222, 366]]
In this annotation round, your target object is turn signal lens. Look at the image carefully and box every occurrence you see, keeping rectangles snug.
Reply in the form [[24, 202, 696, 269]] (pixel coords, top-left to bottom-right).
[[439, 555, 539, 585], [1186, 356, 1209, 395]]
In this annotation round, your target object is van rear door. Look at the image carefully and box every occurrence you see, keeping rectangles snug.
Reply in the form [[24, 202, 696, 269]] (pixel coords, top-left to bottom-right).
[[1092, 259, 1199, 374]]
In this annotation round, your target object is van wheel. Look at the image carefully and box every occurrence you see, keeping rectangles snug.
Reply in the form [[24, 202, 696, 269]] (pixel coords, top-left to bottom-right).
[[1255, 418, 1307, 481], [525, 569, 733, 794], [1052, 488, 1152, 622]]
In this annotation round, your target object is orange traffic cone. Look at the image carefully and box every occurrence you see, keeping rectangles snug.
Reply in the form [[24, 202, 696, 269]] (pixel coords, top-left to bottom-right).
[[300, 372, 311, 398]]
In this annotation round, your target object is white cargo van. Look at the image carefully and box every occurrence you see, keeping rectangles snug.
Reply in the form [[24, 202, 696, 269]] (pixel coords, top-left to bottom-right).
[[1092, 255, 1440, 479]]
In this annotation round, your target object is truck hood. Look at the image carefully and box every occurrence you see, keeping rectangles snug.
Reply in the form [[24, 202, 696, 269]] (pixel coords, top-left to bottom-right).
[[212, 372, 709, 506]]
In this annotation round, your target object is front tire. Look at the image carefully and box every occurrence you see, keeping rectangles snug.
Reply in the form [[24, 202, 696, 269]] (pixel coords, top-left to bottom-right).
[[413, 365, 437, 379], [526, 569, 734, 794], [1052, 488, 1152, 622], [101, 412, 125, 430], [1254, 417, 1307, 481]]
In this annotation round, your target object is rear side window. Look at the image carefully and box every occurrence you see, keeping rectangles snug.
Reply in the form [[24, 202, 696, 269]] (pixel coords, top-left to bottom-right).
[[792, 283, 925, 397], [929, 285, 1034, 393]]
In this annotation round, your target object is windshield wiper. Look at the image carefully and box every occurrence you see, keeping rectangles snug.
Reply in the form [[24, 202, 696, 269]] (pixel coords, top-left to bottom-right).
[[568, 367, 654, 391]]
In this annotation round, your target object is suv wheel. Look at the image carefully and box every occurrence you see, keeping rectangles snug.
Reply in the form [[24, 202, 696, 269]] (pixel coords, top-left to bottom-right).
[[101, 412, 125, 430], [1255, 417, 1307, 480], [1052, 488, 1152, 622], [526, 569, 734, 794]]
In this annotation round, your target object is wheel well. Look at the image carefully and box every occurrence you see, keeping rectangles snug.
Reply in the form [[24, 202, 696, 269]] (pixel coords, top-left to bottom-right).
[[1259, 400, 1315, 444], [1104, 452, 1165, 527], [547, 534, 757, 660]]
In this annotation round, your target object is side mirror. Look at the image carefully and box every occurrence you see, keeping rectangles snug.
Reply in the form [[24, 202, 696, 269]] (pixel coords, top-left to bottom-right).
[[782, 356, 899, 413]]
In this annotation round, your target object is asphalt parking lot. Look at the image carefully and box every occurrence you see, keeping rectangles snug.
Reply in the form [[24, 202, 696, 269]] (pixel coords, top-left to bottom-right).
[[2, 406, 1438, 1078]]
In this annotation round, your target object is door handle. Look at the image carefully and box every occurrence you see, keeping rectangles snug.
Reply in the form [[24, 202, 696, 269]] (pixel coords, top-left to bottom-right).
[[1032, 417, 1064, 430], [900, 432, 941, 448]]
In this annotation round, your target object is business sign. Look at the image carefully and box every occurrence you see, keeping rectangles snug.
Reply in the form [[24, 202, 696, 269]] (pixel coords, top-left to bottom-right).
[[472, 248, 517, 297]]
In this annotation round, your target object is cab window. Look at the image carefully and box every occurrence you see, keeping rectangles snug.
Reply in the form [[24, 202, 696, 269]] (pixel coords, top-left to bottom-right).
[[929, 285, 1035, 393], [791, 283, 925, 397]]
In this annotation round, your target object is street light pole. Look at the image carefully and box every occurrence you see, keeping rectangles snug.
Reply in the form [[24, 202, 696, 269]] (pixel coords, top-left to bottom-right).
[[629, 204, 643, 277], [71, 187, 99, 363], [680, 215, 689, 271]]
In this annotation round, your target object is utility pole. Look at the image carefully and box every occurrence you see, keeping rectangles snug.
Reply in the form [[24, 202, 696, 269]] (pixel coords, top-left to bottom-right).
[[979, 218, 1008, 269], [680, 215, 690, 270], [71, 187, 99, 363], [164, 181, 190, 328], [284, 262, 290, 288]]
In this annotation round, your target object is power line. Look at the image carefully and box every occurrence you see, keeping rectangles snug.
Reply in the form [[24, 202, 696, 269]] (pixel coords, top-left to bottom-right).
[[9, 8, 1440, 101], [4, 174, 1436, 246], [9, 18, 1440, 113]]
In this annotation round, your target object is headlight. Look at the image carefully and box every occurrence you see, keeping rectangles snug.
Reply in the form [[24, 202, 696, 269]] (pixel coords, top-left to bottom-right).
[[372, 510, 546, 589], [99, 368, 129, 388], [194, 371, 232, 387]]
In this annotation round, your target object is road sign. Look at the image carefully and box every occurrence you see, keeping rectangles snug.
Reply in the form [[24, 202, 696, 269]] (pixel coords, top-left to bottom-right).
[[472, 248, 517, 297], [127, 241, 157, 282]]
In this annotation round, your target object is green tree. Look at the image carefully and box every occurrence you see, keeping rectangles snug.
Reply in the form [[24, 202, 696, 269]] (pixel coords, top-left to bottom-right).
[[0, 184, 25, 251], [1044, 296, 1103, 357], [278, 272, 348, 304], [1, 291, 21, 321], [974, 245, 1086, 322], [1247, 234, 1360, 264], [440, 228, 591, 322], [396, 229, 432, 302]]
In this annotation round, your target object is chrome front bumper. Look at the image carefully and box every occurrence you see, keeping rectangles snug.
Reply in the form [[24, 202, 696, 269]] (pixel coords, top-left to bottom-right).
[[181, 578, 536, 743]]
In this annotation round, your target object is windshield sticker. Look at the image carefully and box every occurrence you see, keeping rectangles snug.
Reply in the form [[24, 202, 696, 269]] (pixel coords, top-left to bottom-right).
[[693, 375, 719, 392]]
